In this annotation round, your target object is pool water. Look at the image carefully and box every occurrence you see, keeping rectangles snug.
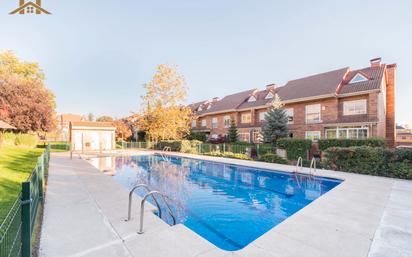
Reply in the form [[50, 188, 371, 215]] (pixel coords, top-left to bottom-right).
[[91, 154, 341, 251]]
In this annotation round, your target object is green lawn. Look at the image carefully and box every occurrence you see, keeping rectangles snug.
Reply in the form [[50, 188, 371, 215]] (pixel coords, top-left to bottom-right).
[[0, 145, 44, 222]]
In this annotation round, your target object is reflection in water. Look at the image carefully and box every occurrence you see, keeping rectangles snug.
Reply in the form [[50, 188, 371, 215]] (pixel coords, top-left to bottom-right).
[[90, 154, 341, 251]]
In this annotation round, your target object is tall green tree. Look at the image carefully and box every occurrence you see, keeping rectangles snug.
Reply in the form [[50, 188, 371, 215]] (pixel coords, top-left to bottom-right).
[[227, 119, 238, 143], [262, 94, 289, 145]]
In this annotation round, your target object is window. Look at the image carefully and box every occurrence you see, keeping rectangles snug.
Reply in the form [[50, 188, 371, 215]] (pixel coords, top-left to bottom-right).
[[241, 113, 252, 123], [343, 99, 367, 115], [349, 73, 368, 84], [306, 104, 321, 124], [201, 119, 206, 127], [285, 108, 294, 124], [198, 106, 203, 112], [224, 116, 231, 128], [259, 112, 267, 122], [253, 131, 263, 143], [305, 131, 321, 140], [238, 133, 250, 142], [212, 117, 218, 128], [325, 126, 369, 139], [248, 96, 256, 102], [191, 120, 196, 128], [265, 92, 274, 99]]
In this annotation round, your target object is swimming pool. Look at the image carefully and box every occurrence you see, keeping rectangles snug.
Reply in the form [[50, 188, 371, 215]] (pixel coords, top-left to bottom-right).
[[91, 154, 341, 251]]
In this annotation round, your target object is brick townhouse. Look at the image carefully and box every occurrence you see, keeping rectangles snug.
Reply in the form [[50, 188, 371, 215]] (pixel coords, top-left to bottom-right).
[[190, 58, 396, 147]]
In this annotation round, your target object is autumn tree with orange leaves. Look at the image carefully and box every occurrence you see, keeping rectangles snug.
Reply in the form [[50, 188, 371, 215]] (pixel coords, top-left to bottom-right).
[[139, 64, 192, 141]]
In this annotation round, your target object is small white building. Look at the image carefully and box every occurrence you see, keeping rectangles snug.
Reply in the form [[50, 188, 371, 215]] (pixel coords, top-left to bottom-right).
[[69, 121, 116, 152]]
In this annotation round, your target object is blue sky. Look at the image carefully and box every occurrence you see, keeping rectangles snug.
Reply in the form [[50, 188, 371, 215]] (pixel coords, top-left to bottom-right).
[[0, 0, 411, 125]]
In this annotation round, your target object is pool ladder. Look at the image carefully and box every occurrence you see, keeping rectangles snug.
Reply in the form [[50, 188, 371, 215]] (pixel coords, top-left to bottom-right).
[[160, 146, 172, 162], [126, 183, 176, 234], [295, 156, 317, 177]]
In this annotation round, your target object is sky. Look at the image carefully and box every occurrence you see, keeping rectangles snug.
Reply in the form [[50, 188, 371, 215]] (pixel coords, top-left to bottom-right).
[[0, 0, 411, 125]]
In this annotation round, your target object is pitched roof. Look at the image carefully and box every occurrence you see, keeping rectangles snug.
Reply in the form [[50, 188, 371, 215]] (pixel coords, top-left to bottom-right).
[[9, 1, 51, 14], [278, 67, 349, 101], [190, 62, 392, 116], [200, 89, 256, 114], [338, 66, 385, 94], [70, 121, 116, 128], [60, 114, 84, 122]]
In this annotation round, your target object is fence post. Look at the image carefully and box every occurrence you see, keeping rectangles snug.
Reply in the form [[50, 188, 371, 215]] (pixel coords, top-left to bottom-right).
[[39, 156, 44, 199], [21, 181, 31, 257]]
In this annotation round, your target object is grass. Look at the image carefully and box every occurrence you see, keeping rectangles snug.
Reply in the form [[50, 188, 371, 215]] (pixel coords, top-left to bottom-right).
[[0, 145, 44, 223]]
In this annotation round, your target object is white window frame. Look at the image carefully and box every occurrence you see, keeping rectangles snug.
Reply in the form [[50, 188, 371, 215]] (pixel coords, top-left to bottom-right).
[[212, 117, 218, 129], [241, 113, 252, 124], [224, 116, 231, 128], [252, 131, 262, 143], [305, 131, 321, 140], [305, 104, 321, 124], [285, 108, 294, 124], [343, 99, 367, 116], [191, 120, 196, 128], [259, 112, 267, 122], [198, 106, 203, 112], [238, 133, 250, 143], [325, 126, 369, 139], [349, 73, 368, 84], [248, 96, 256, 102], [201, 119, 207, 127]]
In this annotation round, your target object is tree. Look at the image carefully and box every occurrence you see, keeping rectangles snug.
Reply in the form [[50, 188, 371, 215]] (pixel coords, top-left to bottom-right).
[[262, 94, 289, 145], [114, 119, 132, 141], [96, 116, 113, 122], [227, 119, 238, 143], [0, 51, 56, 132], [87, 113, 94, 121], [139, 64, 192, 141]]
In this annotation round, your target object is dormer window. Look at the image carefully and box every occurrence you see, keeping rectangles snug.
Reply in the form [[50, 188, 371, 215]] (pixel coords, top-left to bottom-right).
[[207, 104, 211, 110], [198, 106, 203, 112], [349, 73, 368, 84], [265, 92, 274, 99], [248, 96, 256, 102]]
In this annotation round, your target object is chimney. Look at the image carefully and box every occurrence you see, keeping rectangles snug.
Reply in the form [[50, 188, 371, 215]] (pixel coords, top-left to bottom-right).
[[212, 97, 220, 102], [266, 84, 276, 91], [36, 0, 41, 14], [385, 63, 397, 148], [19, 0, 24, 14], [370, 57, 382, 68]]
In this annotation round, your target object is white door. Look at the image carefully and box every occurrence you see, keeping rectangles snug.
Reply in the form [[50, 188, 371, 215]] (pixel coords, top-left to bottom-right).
[[91, 132, 99, 150], [74, 132, 82, 151], [105, 133, 112, 150]]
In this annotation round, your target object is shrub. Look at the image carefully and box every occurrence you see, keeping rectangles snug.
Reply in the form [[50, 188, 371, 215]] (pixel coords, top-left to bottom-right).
[[322, 146, 412, 179], [156, 140, 202, 153], [204, 151, 252, 160], [186, 132, 207, 142], [276, 139, 312, 160], [258, 153, 288, 164], [1, 132, 38, 148], [318, 138, 386, 151], [394, 148, 412, 162]]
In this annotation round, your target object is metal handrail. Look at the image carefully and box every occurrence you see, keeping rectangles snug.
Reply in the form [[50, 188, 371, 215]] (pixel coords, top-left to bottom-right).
[[138, 191, 176, 234], [126, 184, 162, 221], [163, 146, 171, 152], [295, 157, 303, 173], [309, 157, 317, 176]]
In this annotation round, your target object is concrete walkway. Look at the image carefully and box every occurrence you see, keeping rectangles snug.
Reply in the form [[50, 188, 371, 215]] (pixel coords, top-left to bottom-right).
[[39, 152, 412, 257]]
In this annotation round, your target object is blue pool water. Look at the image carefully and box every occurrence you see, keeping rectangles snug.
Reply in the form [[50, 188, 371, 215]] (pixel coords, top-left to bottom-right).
[[91, 154, 341, 251]]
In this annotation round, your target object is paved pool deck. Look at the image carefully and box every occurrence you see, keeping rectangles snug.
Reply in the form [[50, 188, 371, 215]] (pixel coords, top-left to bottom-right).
[[39, 151, 412, 257]]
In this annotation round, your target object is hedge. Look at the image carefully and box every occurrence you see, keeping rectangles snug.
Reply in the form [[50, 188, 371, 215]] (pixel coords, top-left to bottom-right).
[[322, 146, 412, 179], [258, 153, 288, 164], [318, 138, 386, 151], [155, 140, 202, 153], [276, 139, 312, 160], [204, 151, 252, 160]]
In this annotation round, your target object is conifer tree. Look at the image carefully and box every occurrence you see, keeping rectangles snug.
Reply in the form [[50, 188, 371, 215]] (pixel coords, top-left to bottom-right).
[[263, 94, 289, 145], [227, 119, 238, 143]]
